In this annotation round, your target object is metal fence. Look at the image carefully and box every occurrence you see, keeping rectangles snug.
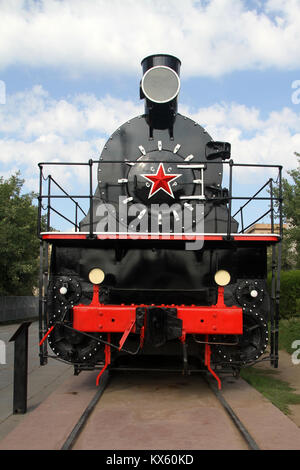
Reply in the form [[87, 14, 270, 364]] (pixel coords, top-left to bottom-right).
[[0, 297, 38, 323]]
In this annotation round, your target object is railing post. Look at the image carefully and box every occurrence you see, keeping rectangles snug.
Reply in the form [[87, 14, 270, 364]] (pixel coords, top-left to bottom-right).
[[269, 178, 274, 233], [37, 164, 43, 238], [75, 202, 78, 232], [38, 240, 47, 366], [47, 176, 51, 232], [240, 207, 244, 233], [278, 166, 283, 239], [226, 159, 233, 240], [88, 159, 95, 239], [274, 240, 282, 368], [9, 322, 32, 414], [274, 165, 283, 368], [269, 177, 275, 365]]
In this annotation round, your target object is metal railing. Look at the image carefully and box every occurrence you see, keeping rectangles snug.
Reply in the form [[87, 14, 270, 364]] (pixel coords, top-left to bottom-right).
[[37, 158, 283, 239]]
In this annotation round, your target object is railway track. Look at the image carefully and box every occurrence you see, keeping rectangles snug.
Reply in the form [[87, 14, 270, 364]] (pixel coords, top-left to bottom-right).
[[61, 370, 110, 450], [203, 377, 260, 450], [60, 369, 260, 451]]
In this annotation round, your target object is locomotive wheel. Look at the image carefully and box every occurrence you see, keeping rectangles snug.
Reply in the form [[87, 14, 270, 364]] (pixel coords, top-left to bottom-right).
[[211, 311, 269, 365], [48, 324, 104, 364]]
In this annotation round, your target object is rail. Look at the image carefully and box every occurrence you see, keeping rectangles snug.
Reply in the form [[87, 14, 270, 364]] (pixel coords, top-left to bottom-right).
[[37, 159, 283, 239]]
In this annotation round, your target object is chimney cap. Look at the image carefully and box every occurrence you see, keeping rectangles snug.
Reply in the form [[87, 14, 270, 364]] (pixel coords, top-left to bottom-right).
[[141, 54, 181, 75]]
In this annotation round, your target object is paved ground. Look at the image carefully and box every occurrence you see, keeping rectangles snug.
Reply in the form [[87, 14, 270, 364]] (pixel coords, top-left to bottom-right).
[[1, 367, 300, 450], [1, 321, 300, 450], [73, 373, 249, 450], [0, 321, 73, 440]]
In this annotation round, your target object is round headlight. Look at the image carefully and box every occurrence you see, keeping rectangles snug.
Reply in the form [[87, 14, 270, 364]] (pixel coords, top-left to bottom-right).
[[89, 268, 105, 285], [214, 270, 231, 286], [141, 65, 180, 104]]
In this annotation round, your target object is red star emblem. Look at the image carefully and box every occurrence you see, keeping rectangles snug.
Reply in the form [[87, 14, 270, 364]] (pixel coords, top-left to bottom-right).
[[142, 163, 182, 199]]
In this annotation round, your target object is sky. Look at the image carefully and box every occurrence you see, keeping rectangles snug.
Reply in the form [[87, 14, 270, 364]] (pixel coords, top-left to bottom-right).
[[0, 0, 300, 231]]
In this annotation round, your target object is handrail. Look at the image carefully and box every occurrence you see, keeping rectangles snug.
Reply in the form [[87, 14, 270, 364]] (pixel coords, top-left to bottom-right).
[[232, 178, 273, 218], [38, 165, 87, 235], [37, 159, 283, 239]]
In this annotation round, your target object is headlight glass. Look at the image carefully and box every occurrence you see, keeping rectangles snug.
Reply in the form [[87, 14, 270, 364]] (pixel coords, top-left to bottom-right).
[[214, 270, 231, 286], [89, 268, 105, 285]]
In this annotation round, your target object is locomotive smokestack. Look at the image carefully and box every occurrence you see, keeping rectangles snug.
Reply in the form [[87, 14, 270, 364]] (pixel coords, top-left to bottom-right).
[[140, 54, 181, 132]]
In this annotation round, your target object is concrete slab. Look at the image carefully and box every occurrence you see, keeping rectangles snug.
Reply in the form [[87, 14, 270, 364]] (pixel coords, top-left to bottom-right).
[[0, 371, 249, 450], [0, 370, 99, 450], [73, 373, 248, 450], [1, 324, 299, 451], [0, 321, 73, 440], [222, 376, 300, 450]]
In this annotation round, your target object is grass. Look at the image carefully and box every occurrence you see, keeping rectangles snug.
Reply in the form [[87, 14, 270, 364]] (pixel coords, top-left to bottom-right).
[[240, 316, 300, 415], [240, 367, 300, 415]]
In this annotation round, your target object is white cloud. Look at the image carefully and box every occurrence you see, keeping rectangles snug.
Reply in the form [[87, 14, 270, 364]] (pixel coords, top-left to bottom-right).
[[185, 101, 300, 169], [1, 0, 300, 77], [1, 84, 299, 231], [0, 86, 143, 195], [0, 86, 142, 140], [1, 85, 299, 187]]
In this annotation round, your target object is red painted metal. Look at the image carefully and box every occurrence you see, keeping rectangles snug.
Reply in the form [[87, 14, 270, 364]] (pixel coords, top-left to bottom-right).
[[39, 325, 55, 346], [204, 334, 221, 390], [41, 233, 280, 243], [179, 329, 186, 344], [177, 287, 242, 335], [73, 283, 137, 333], [72, 286, 243, 336], [96, 333, 111, 386], [118, 319, 136, 351], [139, 326, 145, 349]]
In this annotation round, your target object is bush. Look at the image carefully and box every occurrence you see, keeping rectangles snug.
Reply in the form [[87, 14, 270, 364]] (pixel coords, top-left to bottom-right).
[[268, 270, 300, 318], [278, 318, 300, 354]]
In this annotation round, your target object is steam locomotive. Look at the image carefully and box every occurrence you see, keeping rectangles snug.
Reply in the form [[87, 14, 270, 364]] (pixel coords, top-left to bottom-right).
[[39, 54, 281, 388]]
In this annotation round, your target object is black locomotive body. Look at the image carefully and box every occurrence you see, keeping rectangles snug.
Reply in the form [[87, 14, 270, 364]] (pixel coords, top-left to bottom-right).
[[39, 55, 282, 388]]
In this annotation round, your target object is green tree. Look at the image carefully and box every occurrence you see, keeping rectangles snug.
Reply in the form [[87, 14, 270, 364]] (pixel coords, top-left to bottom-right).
[[0, 172, 43, 295], [278, 153, 300, 269]]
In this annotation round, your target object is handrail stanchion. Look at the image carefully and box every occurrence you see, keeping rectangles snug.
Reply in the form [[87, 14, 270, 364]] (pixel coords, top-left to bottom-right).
[[274, 166, 283, 368], [240, 207, 244, 233], [75, 202, 78, 232], [269, 178, 275, 365], [269, 178, 274, 234], [38, 240, 47, 366], [37, 164, 43, 238], [278, 166, 283, 239], [88, 159, 94, 238], [47, 176, 51, 232], [226, 159, 233, 240]]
